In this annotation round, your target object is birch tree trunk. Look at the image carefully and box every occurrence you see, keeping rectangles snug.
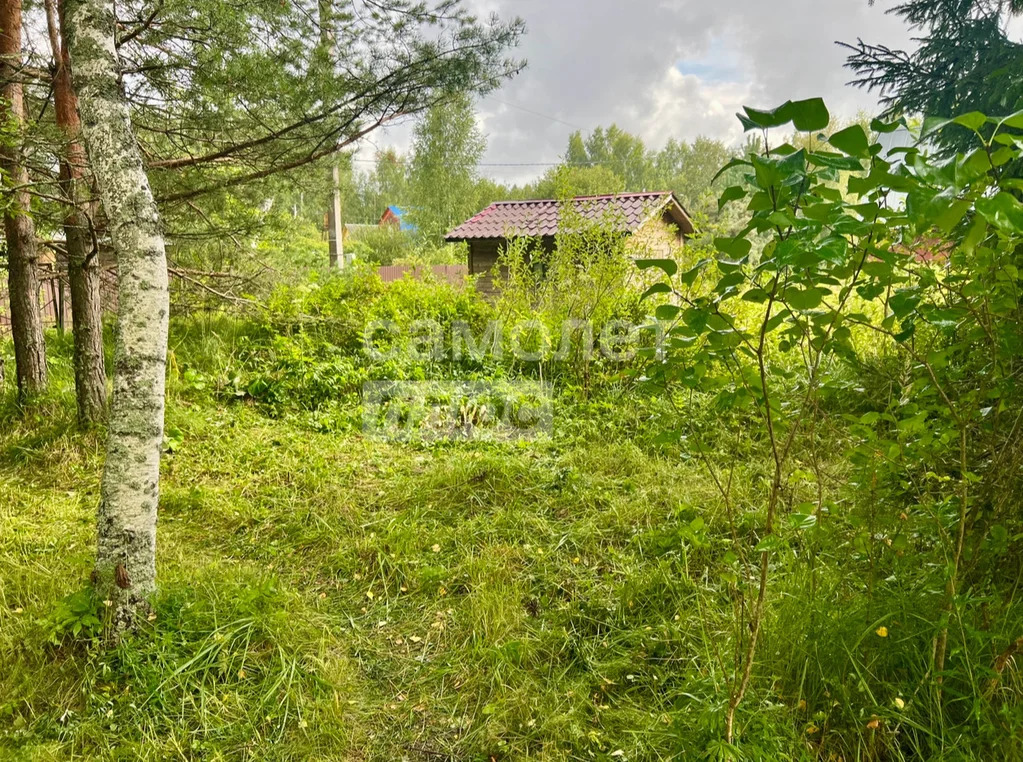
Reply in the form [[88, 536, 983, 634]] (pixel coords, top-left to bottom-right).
[[45, 0, 107, 425], [66, 0, 169, 627], [0, 0, 48, 395]]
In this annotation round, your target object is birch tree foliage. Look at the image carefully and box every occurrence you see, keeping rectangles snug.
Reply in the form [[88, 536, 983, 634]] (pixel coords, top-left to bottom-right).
[[407, 93, 487, 240]]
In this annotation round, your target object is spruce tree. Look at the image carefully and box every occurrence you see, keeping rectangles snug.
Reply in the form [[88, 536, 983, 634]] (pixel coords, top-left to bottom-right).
[[843, 0, 1023, 152]]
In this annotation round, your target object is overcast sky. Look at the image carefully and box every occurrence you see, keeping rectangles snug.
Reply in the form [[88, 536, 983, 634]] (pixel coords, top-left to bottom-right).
[[360, 0, 922, 185]]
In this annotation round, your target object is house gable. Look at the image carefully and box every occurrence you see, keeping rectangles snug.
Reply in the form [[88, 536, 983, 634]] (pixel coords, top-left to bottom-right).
[[627, 209, 685, 259]]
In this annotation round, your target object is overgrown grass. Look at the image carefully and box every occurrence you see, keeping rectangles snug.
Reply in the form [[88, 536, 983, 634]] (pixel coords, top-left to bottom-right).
[[1, 292, 1021, 760]]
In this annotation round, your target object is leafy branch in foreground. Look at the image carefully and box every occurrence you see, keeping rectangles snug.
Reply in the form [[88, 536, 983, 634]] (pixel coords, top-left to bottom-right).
[[640, 98, 1023, 747]]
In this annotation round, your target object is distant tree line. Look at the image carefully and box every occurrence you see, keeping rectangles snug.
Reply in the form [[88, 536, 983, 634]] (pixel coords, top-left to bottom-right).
[[335, 98, 746, 253]]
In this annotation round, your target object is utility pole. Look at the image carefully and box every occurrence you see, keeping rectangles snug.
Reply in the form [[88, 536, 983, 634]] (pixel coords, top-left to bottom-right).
[[330, 164, 343, 268], [319, 0, 343, 270]]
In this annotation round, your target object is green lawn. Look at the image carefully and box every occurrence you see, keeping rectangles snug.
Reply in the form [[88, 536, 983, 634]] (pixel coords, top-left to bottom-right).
[[1, 315, 1020, 761], [1, 394, 755, 760]]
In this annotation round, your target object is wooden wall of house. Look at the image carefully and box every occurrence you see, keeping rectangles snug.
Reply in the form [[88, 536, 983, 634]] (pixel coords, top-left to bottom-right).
[[468, 239, 506, 296], [627, 210, 685, 260], [468, 231, 664, 296]]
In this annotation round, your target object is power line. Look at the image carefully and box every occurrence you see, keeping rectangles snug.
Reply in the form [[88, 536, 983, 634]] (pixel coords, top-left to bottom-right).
[[349, 158, 599, 168], [483, 96, 583, 131]]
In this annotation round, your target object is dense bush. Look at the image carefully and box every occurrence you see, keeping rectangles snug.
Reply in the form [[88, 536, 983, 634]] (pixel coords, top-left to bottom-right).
[[637, 100, 1023, 756], [11, 103, 1022, 758]]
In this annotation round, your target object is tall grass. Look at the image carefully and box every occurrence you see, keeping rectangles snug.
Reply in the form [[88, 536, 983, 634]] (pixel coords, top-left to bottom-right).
[[1, 277, 1020, 760]]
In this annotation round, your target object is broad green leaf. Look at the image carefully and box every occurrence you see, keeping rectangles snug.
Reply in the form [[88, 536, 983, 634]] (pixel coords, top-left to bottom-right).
[[889, 289, 921, 319], [934, 199, 971, 233], [921, 115, 952, 138], [764, 309, 791, 332], [870, 116, 905, 133], [961, 216, 988, 253], [717, 257, 746, 274], [677, 258, 711, 287], [718, 185, 746, 210], [635, 258, 678, 277], [770, 142, 801, 156], [976, 192, 1023, 232], [956, 148, 993, 185], [683, 307, 710, 333], [803, 202, 838, 223], [786, 98, 830, 131], [829, 124, 870, 156], [990, 146, 1015, 167], [712, 157, 753, 183], [998, 109, 1023, 129], [715, 271, 746, 292], [922, 308, 963, 329], [655, 304, 681, 321], [741, 98, 829, 132], [652, 430, 682, 445], [817, 236, 849, 265], [785, 286, 824, 310], [752, 154, 786, 188], [742, 103, 795, 130], [808, 151, 865, 171], [737, 111, 760, 132], [754, 534, 786, 554], [816, 186, 845, 203], [788, 512, 817, 530], [778, 148, 808, 175], [715, 236, 752, 259], [952, 111, 989, 131], [640, 282, 672, 300], [847, 174, 880, 196], [993, 132, 1023, 146], [747, 191, 774, 211]]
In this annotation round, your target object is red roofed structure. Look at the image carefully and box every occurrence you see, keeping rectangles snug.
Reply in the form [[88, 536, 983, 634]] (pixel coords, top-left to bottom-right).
[[445, 191, 694, 294]]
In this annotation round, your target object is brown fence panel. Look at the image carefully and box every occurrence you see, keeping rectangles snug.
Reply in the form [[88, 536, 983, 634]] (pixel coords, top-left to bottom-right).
[[0, 266, 118, 338], [0, 272, 65, 337], [377, 264, 468, 285]]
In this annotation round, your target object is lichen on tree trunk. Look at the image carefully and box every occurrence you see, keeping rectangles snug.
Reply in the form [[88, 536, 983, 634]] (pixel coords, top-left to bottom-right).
[[66, 0, 169, 628], [1, 0, 48, 396]]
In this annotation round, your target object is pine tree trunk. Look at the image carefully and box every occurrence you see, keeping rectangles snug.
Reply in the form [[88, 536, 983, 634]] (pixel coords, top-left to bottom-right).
[[46, 0, 106, 425], [66, 0, 169, 628], [0, 0, 48, 396]]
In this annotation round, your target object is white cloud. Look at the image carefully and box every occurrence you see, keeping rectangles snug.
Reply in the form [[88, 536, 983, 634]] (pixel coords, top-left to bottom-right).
[[361, 0, 918, 185], [641, 68, 753, 147]]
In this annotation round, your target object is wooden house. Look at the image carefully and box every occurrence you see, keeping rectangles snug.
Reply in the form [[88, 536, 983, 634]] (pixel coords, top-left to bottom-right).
[[444, 191, 694, 295], [378, 205, 416, 232]]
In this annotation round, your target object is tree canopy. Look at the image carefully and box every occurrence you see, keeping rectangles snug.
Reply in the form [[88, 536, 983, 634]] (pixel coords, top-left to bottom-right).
[[843, 0, 1023, 152]]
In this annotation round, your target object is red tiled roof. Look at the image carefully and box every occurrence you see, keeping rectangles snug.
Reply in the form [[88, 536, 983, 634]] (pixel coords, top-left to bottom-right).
[[444, 191, 694, 241]]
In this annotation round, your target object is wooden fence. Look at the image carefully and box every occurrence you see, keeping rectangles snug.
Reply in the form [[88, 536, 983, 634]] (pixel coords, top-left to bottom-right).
[[377, 264, 468, 285], [0, 275, 62, 336], [0, 265, 118, 338]]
